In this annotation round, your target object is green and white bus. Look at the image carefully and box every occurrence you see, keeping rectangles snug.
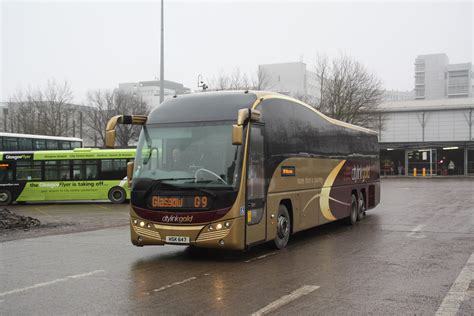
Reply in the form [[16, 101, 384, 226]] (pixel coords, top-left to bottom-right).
[[0, 148, 135, 205]]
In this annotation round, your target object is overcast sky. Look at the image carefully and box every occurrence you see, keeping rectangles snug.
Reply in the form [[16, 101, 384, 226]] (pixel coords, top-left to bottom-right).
[[1, 0, 473, 103]]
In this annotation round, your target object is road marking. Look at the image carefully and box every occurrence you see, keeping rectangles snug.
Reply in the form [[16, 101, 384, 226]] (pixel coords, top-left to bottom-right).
[[436, 252, 474, 316], [90, 203, 112, 211], [407, 224, 426, 239], [33, 207, 55, 219], [245, 252, 276, 263], [0, 270, 104, 298], [153, 276, 197, 293], [251, 285, 320, 315]]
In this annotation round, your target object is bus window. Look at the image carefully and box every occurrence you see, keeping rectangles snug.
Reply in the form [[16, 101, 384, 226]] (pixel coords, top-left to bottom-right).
[[101, 159, 127, 180], [60, 141, 71, 150], [0, 163, 13, 181], [18, 138, 33, 151], [3, 137, 18, 151], [16, 161, 42, 181], [44, 161, 70, 180], [73, 160, 99, 180], [0, 137, 3, 150], [34, 139, 47, 150], [86, 161, 99, 180], [47, 140, 59, 150], [71, 141, 82, 149]]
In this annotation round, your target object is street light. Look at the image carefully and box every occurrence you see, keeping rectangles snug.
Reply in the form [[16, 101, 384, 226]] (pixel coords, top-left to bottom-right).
[[197, 74, 208, 91]]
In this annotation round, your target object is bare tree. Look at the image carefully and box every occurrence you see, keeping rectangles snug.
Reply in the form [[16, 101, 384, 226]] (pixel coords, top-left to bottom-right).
[[114, 91, 148, 147], [40, 80, 74, 136], [209, 67, 270, 91], [84, 90, 148, 147], [4, 80, 75, 136], [252, 67, 270, 90], [314, 54, 384, 128]]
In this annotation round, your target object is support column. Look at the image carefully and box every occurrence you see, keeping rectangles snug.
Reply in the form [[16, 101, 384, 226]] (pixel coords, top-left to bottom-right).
[[404, 149, 409, 176], [464, 147, 468, 176]]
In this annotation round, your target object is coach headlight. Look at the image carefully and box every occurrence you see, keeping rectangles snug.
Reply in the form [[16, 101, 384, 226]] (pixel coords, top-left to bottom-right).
[[139, 221, 145, 227], [133, 219, 138, 225]]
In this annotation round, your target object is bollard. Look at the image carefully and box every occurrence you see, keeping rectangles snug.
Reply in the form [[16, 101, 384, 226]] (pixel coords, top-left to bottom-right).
[[413, 168, 417, 177], [422, 168, 426, 177]]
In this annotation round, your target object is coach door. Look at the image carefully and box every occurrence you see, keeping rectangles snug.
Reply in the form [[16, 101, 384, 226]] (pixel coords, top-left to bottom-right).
[[245, 124, 266, 245]]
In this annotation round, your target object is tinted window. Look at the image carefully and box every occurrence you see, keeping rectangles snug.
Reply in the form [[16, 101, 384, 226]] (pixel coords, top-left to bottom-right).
[[260, 99, 295, 157], [18, 138, 32, 150], [71, 141, 82, 149], [3, 137, 18, 151], [45, 160, 70, 180], [0, 163, 13, 181], [34, 139, 47, 150], [72, 160, 99, 180], [16, 161, 42, 181], [101, 159, 127, 180], [47, 140, 58, 149], [60, 141, 71, 150]]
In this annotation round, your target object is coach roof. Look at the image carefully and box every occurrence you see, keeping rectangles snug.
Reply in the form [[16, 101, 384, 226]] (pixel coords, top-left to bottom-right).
[[146, 91, 259, 124]]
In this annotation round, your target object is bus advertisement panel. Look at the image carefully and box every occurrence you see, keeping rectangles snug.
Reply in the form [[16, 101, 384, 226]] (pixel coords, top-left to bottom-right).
[[106, 91, 380, 250], [0, 148, 135, 205]]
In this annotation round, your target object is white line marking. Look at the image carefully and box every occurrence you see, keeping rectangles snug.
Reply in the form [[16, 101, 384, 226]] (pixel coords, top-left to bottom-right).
[[153, 276, 197, 293], [407, 224, 426, 238], [436, 252, 474, 316], [245, 252, 276, 263], [251, 285, 320, 315], [0, 270, 105, 298]]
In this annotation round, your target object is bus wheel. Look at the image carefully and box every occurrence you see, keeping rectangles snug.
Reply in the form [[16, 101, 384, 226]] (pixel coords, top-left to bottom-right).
[[108, 187, 126, 204], [357, 194, 366, 221], [346, 194, 358, 226], [0, 190, 12, 206], [273, 204, 291, 249]]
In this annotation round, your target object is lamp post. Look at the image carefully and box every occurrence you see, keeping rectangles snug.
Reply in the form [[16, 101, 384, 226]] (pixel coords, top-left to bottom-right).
[[159, 0, 164, 103], [197, 74, 208, 91]]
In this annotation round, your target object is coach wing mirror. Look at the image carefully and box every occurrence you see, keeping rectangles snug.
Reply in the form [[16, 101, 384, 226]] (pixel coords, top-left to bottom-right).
[[237, 108, 261, 125], [105, 115, 148, 148], [127, 161, 134, 187], [233, 109, 261, 145], [232, 125, 243, 145]]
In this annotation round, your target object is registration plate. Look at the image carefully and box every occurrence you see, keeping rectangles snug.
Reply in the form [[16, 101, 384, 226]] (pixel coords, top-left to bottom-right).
[[165, 236, 190, 244]]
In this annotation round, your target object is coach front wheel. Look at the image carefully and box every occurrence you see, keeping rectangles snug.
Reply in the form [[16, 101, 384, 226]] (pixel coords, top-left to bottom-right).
[[108, 187, 126, 204], [272, 204, 291, 249], [0, 190, 12, 206]]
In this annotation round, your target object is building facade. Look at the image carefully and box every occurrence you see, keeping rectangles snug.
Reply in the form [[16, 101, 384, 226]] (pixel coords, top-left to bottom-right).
[[414, 54, 473, 100], [118, 80, 191, 108], [259, 62, 320, 104], [383, 89, 414, 102], [375, 98, 474, 176]]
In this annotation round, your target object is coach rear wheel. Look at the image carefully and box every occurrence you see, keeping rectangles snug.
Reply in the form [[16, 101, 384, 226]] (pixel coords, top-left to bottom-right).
[[346, 194, 358, 226], [272, 204, 291, 249], [108, 187, 126, 204], [0, 190, 12, 206], [357, 194, 366, 221]]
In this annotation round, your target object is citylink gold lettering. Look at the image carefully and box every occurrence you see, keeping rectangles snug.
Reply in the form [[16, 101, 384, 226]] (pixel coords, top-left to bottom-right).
[[161, 215, 194, 223], [152, 196, 184, 208]]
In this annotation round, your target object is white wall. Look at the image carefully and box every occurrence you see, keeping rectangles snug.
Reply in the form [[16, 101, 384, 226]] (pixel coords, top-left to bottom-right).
[[380, 109, 472, 142]]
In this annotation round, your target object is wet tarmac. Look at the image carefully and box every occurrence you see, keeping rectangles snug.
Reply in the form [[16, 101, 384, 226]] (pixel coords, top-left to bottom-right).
[[1, 178, 473, 315]]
